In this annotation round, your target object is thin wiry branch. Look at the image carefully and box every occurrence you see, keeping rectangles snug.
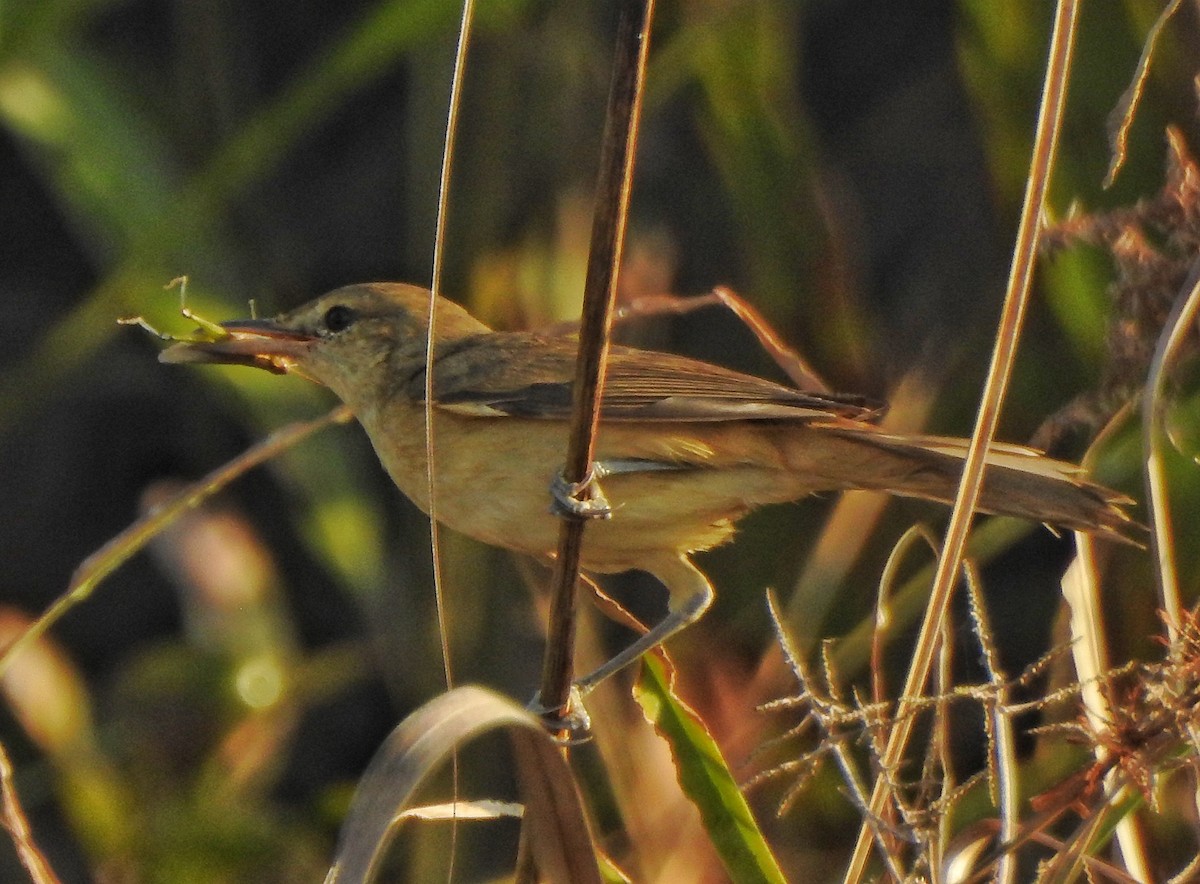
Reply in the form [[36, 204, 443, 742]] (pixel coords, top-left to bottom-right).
[[539, 0, 656, 726]]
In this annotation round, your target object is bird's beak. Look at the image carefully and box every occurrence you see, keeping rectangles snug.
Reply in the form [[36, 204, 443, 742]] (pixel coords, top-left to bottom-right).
[[159, 319, 317, 375]]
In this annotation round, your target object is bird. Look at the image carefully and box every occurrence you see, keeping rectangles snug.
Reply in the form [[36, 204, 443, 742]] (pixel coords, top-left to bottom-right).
[[160, 282, 1134, 691]]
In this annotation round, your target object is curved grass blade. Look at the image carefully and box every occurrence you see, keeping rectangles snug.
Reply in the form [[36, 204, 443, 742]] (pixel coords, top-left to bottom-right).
[[325, 685, 602, 884], [0, 406, 350, 680]]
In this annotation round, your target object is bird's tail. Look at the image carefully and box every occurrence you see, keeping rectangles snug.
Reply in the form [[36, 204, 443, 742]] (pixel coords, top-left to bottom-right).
[[817, 426, 1137, 541]]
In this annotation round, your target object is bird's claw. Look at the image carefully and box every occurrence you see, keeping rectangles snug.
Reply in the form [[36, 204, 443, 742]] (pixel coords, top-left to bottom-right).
[[550, 465, 612, 520], [528, 686, 593, 744]]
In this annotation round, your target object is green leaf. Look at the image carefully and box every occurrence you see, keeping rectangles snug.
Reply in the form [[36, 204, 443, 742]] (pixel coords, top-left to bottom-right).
[[633, 656, 786, 884]]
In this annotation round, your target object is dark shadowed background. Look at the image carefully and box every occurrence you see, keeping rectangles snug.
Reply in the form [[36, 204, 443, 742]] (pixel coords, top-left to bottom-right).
[[1, 0, 1195, 879]]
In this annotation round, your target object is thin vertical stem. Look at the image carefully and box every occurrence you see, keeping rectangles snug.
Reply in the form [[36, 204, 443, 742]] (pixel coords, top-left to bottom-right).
[[1142, 256, 1200, 641], [538, 0, 656, 725], [425, 0, 476, 703], [843, 0, 1080, 878], [426, 3, 477, 879]]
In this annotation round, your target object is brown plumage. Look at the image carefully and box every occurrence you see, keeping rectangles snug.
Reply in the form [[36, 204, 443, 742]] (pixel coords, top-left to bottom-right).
[[162, 282, 1135, 689]]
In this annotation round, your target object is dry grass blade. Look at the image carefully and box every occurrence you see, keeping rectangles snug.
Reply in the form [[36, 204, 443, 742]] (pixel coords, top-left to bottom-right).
[[1142, 257, 1200, 639], [325, 686, 601, 884], [396, 800, 522, 822], [1103, 0, 1185, 188], [963, 563, 1019, 884], [424, 0, 478, 696], [0, 740, 59, 884], [612, 286, 832, 392], [1062, 534, 1151, 881], [0, 405, 351, 680], [424, 3, 477, 877], [870, 524, 940, 706], [844, 0, 1081, 878]]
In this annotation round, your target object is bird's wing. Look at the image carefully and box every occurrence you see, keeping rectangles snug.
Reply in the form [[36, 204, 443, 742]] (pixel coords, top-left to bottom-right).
[[406, 333, 880, 423]]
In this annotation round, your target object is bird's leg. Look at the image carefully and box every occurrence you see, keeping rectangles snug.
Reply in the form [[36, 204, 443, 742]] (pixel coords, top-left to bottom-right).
[[575, 554, 714, 695], [526, 574, 652, 740]]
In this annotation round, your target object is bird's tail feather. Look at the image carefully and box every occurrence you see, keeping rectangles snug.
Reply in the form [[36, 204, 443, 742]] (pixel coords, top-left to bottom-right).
[[822, 428, 1137, 541]]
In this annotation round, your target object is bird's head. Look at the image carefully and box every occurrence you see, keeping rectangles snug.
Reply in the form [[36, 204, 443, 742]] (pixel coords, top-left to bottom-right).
[[160, 282, 490, 405]]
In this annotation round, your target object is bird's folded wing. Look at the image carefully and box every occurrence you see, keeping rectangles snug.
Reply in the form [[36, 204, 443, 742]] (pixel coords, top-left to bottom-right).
[[405, 333, 880, 423]]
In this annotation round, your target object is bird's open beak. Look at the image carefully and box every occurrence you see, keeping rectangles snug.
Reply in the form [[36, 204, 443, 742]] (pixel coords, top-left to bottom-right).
[[159, 319, 317, 375]]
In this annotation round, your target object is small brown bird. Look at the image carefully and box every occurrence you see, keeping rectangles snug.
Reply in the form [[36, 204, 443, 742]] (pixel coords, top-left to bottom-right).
[[162, 282, 1133, 690]]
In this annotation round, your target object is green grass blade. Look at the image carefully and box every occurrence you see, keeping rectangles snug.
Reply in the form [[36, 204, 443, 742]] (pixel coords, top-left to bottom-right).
[[633, 655, 786, 884]]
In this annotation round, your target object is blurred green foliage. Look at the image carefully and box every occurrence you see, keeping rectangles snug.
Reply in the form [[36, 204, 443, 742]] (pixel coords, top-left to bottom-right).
[[1, 0, 1198, 879]]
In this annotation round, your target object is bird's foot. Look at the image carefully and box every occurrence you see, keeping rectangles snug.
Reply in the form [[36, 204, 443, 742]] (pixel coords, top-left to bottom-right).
[[528, 686, 593, 744], [550, 465, 612, 520]]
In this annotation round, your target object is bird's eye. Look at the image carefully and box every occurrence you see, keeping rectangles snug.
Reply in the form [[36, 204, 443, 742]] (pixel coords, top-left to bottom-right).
[[323, 304, 356, 333]]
